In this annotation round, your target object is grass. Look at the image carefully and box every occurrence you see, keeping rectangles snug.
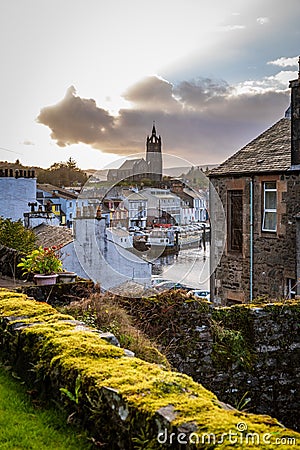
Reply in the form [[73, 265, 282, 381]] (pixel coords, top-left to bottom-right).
[[0, 366, 94, 450]]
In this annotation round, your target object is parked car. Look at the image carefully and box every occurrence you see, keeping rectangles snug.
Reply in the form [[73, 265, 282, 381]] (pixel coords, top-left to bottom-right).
[[151, 277, 170, 287], [188, 289, 211, 301], [155, 281, 192, 292], [129, 226, 140, 232]]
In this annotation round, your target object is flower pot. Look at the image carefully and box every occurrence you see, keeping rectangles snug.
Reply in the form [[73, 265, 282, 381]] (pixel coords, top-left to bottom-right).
[[34, 274, 58, 286], [57, 272, 77, 284]]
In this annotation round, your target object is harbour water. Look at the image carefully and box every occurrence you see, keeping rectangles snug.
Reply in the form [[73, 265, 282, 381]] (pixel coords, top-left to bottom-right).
[[152, 244, 210, 290]]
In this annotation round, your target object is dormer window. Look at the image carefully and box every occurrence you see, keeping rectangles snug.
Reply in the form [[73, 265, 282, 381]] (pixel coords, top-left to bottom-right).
[[262, 181, 277, 232]]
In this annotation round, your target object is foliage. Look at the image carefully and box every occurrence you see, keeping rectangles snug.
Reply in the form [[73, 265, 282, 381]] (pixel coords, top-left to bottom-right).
[[60, 375, 82, 406], [38, 158, 88, 187], [17, 245, 63, 275], [0, 217, 36, 254], [211, 320, 254, 370], [234, 391, 251, 412], [63, 294, 169, 367]]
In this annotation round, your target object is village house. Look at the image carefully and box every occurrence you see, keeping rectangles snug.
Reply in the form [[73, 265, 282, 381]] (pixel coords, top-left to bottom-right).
[[209, 65, 300, 305], [0, 168, 37, 222], [121, 189, 148, 229], [141, 187, 181, 225], [37, 183, 78, 228], [170, 180, 207, 224]]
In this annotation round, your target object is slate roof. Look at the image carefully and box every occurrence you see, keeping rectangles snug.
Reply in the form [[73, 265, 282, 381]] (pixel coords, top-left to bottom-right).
[[183, 187, 202, 199], [209, 118, 291, 177], [37, 183, 78, 199], [33, 224, 73, 248], [122, 191, 147, 201], [119, 158, 146, 170]]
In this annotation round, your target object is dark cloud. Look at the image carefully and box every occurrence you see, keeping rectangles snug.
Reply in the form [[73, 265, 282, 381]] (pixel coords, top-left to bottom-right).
[[37, 76, 290, 164], [37, 85, 115, 148], [123, 76, 179, 111], [173, 78, 233, 110]]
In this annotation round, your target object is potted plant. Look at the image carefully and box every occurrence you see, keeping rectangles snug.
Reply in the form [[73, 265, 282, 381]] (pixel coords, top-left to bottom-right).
[[57, 270, 77, 284], [18, 246, 63, 285]]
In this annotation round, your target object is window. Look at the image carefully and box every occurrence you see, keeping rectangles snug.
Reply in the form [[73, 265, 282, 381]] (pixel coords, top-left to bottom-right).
[[262, 182, 277, 232], [285, 278, 296, 299], [227, 190, 243, 252]]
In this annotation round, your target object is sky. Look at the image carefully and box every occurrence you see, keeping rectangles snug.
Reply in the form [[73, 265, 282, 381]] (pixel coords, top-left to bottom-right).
[[0, 0, 299, 170]]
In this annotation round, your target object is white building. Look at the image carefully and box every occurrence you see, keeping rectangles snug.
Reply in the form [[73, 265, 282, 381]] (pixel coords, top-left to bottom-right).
[[121, 189, 148, 228], [142, 188, 181, 225], [180, 188, 207, 224], [61, 205, 151, 290], [37, 183, 78, 228], [0, 168, 37, 222]]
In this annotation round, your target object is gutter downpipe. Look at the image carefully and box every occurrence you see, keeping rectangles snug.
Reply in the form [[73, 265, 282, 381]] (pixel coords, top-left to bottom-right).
[[250, 177, 254, 302]]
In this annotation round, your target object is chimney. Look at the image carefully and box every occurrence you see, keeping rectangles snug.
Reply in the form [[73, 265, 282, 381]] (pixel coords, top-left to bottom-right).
[[290, 56, 300, 166]]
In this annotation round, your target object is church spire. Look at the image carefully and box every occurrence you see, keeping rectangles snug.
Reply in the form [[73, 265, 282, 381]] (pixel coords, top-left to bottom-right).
[[146, 123, 162, 181], [152, 121, 156, 136]]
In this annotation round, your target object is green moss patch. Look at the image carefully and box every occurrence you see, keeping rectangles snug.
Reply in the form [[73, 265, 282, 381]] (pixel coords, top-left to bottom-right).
[[0, 290, 300, 449]]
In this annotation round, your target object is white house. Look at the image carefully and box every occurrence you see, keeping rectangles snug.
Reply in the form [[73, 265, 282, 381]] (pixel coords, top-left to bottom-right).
[[37, 183, 78, 228], [121, 189, 148, 229], [0, 168, 37, 223], [141, 188, 181, 225]]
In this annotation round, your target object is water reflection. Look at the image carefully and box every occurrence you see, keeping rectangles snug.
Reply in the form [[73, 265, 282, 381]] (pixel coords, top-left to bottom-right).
[[152, 245, 210, 289]]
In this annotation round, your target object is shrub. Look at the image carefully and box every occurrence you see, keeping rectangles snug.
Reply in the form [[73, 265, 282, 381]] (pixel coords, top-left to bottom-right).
[[63, 293, 169, 367], [0, 217, 36, 254], [18, 246, 63, 275]]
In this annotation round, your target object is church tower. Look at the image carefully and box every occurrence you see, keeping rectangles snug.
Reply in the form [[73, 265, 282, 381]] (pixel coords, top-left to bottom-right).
[[146, 123, 162, 181]]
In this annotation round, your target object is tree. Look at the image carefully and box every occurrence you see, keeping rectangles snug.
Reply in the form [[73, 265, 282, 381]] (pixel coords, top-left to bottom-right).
[[66, 157, 78, 170], [0, 218, 36, 254], [37, 159, 88, 187]]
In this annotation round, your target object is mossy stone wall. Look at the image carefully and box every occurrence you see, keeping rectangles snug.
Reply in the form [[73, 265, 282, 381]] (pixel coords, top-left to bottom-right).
[[1, 289, 299, 449], [115, 292, 300, 431]]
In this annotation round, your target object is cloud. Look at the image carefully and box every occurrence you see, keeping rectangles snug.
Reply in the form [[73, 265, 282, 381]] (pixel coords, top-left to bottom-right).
[[218, 24, 245, 32], [122, 76, 179, 111], [234, 70, 296, 95], [37, 86, 115, 148], [256, 17, 270, 25], [37, 74, 291, 164], [268, 56, 298, 68]]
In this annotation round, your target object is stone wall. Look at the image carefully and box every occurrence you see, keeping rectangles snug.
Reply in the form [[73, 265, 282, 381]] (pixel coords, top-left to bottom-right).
[[115, 292, 300, 431], [2, 290, 299, 449]]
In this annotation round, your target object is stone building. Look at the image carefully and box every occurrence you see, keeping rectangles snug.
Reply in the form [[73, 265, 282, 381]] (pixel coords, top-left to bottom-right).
[[209, 66, 300, 305], [107, 124, 163, 183], [146, 123, 162, 182], [107, 158, 149, 183]]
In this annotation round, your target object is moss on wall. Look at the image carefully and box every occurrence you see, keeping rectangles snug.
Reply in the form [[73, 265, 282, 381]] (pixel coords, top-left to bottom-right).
[[0, 288, 300, 449]]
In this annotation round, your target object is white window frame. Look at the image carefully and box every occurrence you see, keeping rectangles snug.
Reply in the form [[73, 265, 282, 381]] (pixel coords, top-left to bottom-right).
[[285, 278, 296, 299], [262, 181, 277, 232]]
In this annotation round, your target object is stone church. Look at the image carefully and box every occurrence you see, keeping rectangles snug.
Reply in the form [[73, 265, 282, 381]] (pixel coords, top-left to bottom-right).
[[107, 124, 163, 183]]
